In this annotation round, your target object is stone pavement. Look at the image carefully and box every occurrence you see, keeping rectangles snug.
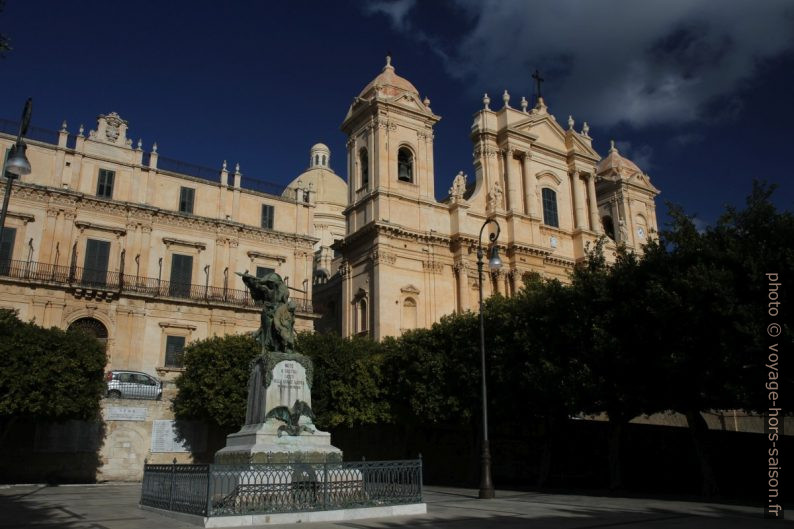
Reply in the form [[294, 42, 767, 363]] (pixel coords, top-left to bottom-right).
[[0, 483, 788, 528]]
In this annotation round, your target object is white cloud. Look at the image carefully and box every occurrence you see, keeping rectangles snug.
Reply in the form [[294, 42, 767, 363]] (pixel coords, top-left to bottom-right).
[[366, 0, 794, 128]]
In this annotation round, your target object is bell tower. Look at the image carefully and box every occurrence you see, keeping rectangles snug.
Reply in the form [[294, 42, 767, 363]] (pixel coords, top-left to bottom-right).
[[341, 55, 440, 233]]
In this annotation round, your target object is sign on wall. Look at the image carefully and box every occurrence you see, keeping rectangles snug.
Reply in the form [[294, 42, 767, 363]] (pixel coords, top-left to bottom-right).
[[150, 419, 206, 453], [105, 407, 148, 421]]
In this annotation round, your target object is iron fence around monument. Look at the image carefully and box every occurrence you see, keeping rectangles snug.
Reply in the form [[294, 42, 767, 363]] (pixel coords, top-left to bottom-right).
[[140, 458, 423, 517]]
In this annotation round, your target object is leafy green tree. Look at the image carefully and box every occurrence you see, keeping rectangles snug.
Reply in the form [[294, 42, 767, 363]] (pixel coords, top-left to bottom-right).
[[0, 309, 106, 444], [173, 333, 259, 432], [296, 331, 390, 429]]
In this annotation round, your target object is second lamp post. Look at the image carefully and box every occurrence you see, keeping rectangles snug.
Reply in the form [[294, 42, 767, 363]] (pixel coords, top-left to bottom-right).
[[476, 217, 501, 499]]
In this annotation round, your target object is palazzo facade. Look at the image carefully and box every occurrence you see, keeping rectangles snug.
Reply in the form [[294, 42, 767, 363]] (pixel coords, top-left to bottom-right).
[[0, 113, 320, 383]]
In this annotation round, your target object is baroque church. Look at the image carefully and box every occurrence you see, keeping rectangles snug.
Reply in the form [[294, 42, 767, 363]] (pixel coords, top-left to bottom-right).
[[312, 57, 660, 339]]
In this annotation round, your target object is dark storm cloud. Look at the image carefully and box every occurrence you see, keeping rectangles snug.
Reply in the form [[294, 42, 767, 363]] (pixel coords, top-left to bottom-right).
[[365, 0, 794, 128]]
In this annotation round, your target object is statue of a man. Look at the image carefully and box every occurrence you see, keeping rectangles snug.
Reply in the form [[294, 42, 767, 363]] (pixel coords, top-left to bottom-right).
[[239, 271, 295, 353]]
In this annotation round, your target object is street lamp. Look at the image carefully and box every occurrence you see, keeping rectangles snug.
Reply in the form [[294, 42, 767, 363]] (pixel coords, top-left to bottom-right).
[[476, 217, 501, 499], [0, 98, 33, 257]]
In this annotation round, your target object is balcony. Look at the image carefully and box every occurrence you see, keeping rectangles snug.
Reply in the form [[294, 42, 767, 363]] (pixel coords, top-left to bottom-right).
[[0, 259, 314, 313]]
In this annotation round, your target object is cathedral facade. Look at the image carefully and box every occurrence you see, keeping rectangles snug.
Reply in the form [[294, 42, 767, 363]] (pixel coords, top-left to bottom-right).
[[330, 58, 660, 339]]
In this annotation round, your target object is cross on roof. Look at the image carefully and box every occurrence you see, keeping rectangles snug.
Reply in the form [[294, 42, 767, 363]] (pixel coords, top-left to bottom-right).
[[532, 69, 544, 100]]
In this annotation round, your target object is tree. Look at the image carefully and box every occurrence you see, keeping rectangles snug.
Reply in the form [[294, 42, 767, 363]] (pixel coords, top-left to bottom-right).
[[296, 331, 390, 429], [173, 333, 259, 432], [0, 309, 106, 444]]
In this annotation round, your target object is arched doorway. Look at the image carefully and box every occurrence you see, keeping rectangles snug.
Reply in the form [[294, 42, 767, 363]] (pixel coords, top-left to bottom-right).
[[68, 317, 109, 349]]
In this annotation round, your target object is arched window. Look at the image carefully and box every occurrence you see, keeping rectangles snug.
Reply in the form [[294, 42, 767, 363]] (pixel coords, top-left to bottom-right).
[[68, 317, 109, 349], [541, 188, 559, 228], [314, 154, 320, 166], [397, 147, 413, 183], [321, 155, 326, 166], [359, 148, 369, 188], [402, 297, 417, 331], [602, 215, 615, 240]]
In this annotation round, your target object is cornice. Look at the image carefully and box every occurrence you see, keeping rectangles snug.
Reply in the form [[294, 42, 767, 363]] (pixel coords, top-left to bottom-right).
[[10, 182, 318, 249], [75, 220, 127, 236]]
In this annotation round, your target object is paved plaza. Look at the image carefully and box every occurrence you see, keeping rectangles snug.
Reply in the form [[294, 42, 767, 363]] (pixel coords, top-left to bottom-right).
[[0, 483, 787, 529]]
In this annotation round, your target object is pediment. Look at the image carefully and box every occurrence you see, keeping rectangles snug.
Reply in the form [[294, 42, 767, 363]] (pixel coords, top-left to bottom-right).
[[400, 284, 421, 295], [515, 116, 567, 151], [391, 93, 430, 113]]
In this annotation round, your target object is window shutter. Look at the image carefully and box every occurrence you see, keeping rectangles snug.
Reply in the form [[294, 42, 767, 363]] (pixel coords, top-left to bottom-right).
[[165, 336, 186, 368]]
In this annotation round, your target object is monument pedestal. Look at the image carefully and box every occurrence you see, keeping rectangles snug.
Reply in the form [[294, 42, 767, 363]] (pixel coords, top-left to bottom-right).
[[215, 419, 343, 464]]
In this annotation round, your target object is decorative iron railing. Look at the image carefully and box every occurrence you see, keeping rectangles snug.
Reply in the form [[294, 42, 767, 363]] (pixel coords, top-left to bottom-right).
[[0, 258, 313, 313], [140, 459, 423, 517]]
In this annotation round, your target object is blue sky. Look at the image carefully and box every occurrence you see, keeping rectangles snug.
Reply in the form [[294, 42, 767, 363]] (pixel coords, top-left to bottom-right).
[[1, 0, 792, 230]]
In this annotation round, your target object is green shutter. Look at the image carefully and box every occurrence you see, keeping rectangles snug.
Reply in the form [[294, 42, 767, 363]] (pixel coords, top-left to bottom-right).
[[165, 336, 186, 368], [83, 239, 110, 286], [169, 254, 193, 297]]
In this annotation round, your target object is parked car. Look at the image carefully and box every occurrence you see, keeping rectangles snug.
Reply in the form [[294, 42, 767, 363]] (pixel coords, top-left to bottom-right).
[[106, 370, 162, 400]]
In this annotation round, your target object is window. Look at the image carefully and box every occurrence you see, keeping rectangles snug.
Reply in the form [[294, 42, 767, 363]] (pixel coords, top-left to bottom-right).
[[261, 204, 274, 230], [82, 239, 110, 287], [256, 266, 274, 279], [96, 169, 115, 199], [541, 188, 559, 228], [169, 254, 193, 298], [321, 155, 326, 166], [359, 148, 369, 188], [179, 187, 195, 214], [0, 226, 16, 272], [315, 154, 320, 166], [165, 335, 186, 368], [397, 147, 413, 183]]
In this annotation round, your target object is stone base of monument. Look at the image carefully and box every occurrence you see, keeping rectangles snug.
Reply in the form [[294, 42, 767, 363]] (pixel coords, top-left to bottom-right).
[[214, 419, 343, 464]]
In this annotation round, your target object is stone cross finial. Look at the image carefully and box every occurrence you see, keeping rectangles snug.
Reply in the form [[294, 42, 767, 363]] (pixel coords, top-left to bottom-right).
[[532, 69, 544, 99], [483, 93, 491, 110], [520, 97, 528, 113], [503, 90, 510, 108]]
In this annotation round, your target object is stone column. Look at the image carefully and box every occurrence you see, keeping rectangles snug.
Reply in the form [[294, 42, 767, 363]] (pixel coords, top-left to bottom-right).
[[454, 261, 468, 313], [571, 171, 586, 230], [587, 173, 600, 232], [504, 148, 519, 212], [522, 153, 537, 218]]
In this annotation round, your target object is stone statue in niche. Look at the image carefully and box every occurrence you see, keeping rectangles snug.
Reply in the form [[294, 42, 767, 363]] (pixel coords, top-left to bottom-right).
[[487, 181, 504, 211]]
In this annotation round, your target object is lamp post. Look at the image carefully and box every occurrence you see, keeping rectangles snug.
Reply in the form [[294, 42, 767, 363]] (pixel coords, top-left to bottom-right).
[[476, 217, 501, 499], [0, 98, 33, 259]]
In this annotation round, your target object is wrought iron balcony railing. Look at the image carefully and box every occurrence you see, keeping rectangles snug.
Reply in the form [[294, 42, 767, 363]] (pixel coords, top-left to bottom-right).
[[0, 258, 314, 313]]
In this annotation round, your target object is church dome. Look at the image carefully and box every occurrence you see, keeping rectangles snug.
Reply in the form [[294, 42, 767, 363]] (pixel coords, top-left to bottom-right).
[[358, 55, 419, 98], [282, 144, 347, 207], [597, 140, 643, 177]]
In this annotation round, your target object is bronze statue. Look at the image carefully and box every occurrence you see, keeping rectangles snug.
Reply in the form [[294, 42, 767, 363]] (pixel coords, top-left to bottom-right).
[[239, 271, 314, 428], [238, 271, 295, 354]]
